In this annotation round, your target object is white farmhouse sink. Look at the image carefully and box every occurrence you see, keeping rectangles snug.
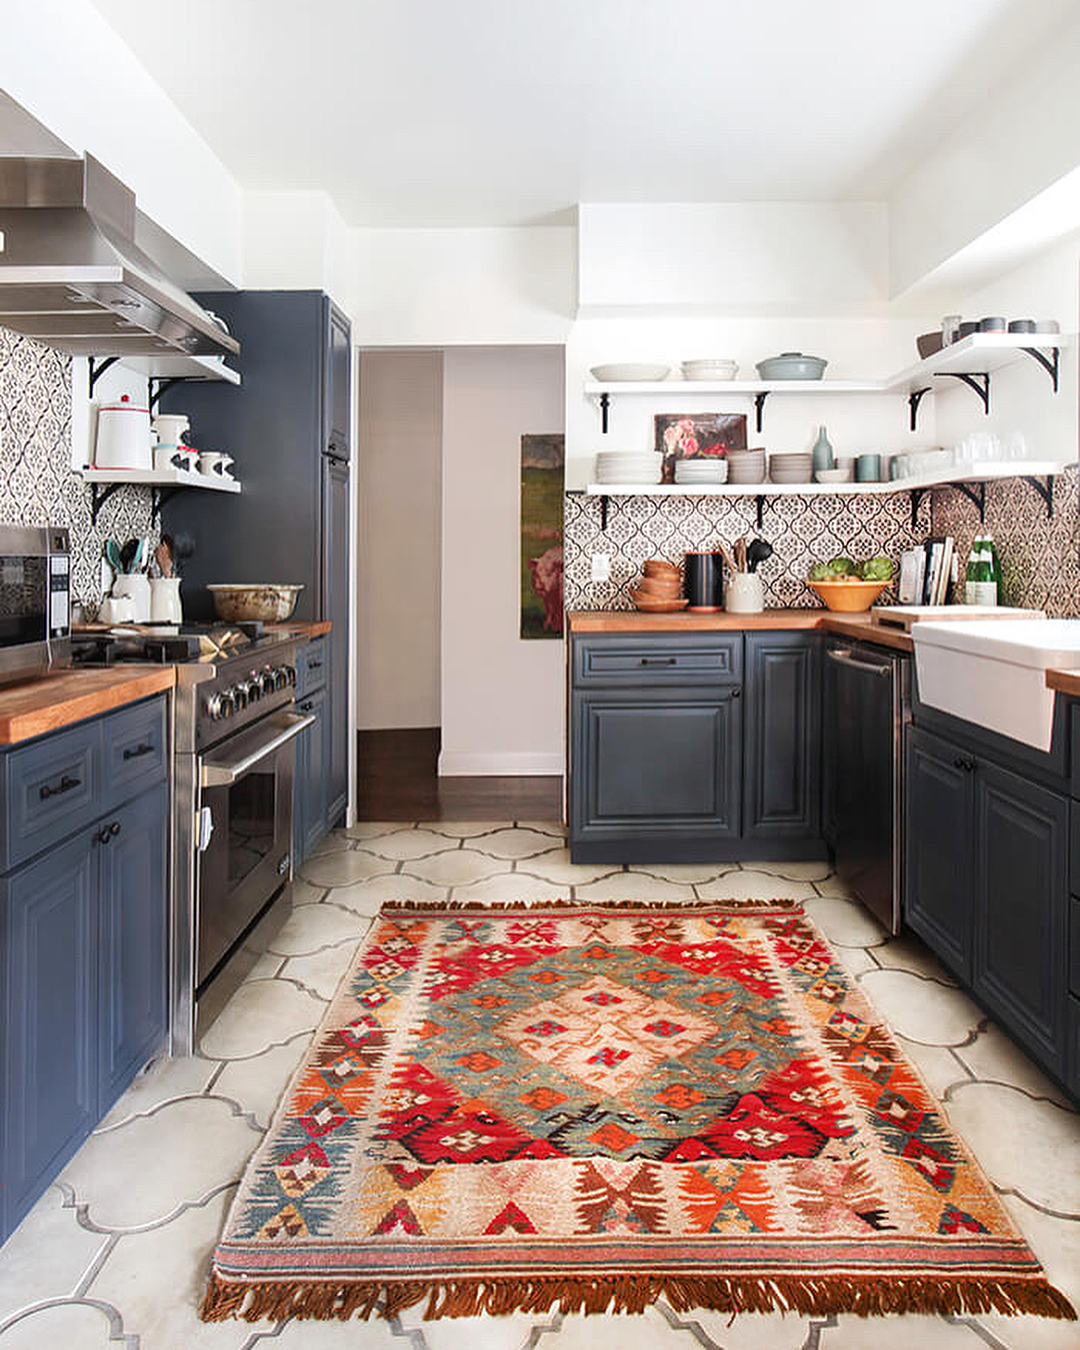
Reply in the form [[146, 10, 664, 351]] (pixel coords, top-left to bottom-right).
[[912, 617, 1080, 751]]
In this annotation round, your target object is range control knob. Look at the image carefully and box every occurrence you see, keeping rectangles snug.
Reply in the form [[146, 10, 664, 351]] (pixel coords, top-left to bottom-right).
[[271, 666, 288, 691], [232, 682, 249, 711], [207, 690, 235, 720], [258, 669, 275, 696], [244, 674, 262, 704], [286, 665, 297, 687]]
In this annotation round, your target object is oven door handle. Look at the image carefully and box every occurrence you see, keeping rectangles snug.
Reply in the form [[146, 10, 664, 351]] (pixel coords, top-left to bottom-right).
[[200, 711, 315, 788]]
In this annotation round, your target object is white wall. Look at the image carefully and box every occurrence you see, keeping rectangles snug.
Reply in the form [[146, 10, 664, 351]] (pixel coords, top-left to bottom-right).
[[353, 227, 576, 346], [242, 190, 359, 323], [356, 350, 443, 729], [440, 346, 565, 776]]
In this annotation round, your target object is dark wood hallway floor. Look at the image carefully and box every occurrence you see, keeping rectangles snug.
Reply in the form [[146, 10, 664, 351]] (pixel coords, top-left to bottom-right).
[[356, 728, 562, 821]]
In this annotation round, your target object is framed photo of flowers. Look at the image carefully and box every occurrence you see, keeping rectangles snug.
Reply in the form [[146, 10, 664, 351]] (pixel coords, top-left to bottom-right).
[[654, 413, 748, 483]]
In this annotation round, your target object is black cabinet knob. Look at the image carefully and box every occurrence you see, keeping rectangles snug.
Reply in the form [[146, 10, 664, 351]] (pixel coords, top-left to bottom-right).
[[731, 688, 742, 699]]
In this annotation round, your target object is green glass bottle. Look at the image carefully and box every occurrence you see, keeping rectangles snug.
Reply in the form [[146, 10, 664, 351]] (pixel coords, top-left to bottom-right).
[[965, 542, 996, 607]]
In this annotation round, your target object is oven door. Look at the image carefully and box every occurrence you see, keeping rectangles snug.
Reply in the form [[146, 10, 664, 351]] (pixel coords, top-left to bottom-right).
[[196, 710, 314, 988]]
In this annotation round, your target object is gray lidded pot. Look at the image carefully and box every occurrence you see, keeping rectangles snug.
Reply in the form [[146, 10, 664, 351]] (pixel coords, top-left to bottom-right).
[[755, 352, 828, 380]]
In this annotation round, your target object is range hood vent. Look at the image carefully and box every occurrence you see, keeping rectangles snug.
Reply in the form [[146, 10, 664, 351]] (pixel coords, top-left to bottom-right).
[[0, 154, 240, 361]]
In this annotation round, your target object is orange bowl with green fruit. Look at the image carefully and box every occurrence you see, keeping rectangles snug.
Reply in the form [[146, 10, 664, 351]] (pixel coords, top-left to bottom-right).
[[807, 556, 894, 612]]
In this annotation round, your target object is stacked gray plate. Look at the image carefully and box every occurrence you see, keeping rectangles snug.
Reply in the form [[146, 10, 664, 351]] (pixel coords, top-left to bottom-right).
[[594, 450, 663, 484], [674, 458, 729, 485], [769, 452, 813, 483], [725, 449, 767, 484]]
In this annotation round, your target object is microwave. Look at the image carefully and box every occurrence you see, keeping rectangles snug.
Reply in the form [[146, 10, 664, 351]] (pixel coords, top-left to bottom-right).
[[0, 526, 71, 684]]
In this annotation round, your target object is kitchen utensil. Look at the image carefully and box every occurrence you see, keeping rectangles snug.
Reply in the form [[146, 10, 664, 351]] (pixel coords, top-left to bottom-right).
[[1008, 319, 1037, 334], [134, 537, 148, 572], [755, 352, 827, 381], [94, 394, 153, 471], [104, 539, 123, 574], [917, 332, 944, 359], [149, 576, 183, 623], [683, 552, 723, 612], [808, 579, 890, 612], [629, 592, 689, 613], [747, 540, 773, 573], [152, 413, 190, 446], [978, 316, 1007, 333], [725, 572, 764, 614], [680, 359, 739, 381], [119, 538, 139, 573], [735, 537, 747, 572], [206, 583, 304, 622], [590, 364, 670, 382], [856, 454, 882, 482], [112, 573, 151, 621]]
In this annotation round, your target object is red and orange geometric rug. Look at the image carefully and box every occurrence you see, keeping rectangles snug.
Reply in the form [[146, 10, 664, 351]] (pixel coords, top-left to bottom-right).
[[201, 899, 1074, 1324]]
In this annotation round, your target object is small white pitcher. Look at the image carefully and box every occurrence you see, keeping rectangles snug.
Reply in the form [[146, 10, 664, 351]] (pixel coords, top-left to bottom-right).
[[150, 577, 183, 623]]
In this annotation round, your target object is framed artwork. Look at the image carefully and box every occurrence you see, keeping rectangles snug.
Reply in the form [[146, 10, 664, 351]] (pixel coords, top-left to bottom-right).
[[654, 412, 748, 483], [520, 433, 564, 639]]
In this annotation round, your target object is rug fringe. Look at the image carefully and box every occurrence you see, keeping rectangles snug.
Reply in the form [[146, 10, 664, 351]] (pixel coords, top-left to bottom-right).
[[200, 1270, 1076, 1323], [378, 897, 804, 914]]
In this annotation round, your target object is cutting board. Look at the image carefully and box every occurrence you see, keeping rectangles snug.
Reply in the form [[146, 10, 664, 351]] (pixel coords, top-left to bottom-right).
[[871, 605, 1044, 632]]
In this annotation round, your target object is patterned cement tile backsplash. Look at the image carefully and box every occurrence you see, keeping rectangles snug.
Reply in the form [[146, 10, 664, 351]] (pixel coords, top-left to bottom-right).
[[563, 488, 932, 610], [931, 464, 1080, 617], [0, 327, 157, 611]]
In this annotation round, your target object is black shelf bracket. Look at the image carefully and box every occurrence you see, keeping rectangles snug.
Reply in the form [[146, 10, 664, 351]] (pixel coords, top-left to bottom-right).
[[950, 480, 986, 521], [1022, 474, 1055, 519], [599, 392, 610, 434], [150, 486, 183, 526], [1020, 345, 1060, 393], [89, 481, 124, 525], [753, 391, 769, 435], [149, 376, 186, 411], [599, 494, 609, 530], [908, 386, 932, 432], [87, 356, 120, 398], [755, 495, 765, 530], [909, 486, 931, 529], [936, 371, 990, 415]]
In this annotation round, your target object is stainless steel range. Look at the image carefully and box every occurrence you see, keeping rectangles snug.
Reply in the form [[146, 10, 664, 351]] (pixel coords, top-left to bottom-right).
[[74, 624, 313, 1054]]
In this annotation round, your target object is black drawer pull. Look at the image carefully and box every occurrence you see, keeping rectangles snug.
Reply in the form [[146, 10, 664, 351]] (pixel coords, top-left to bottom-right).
[[639, 657, 677, 666], [953, 755, 976, 772], [299, 700, 314, 713], [308, 659, 323, 670], [94, 821, 121, 845], [39, 774, 80, 801], [122, 742, 154, 761]]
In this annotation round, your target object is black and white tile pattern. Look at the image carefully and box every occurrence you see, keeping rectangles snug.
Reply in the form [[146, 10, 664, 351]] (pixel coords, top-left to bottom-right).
[[0, 328, 157, 612], [1, 819, 1076, 1349]]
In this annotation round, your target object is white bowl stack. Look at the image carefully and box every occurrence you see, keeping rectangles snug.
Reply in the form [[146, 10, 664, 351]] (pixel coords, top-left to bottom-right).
[[769, 452, 813, 483], [674, 458, 729, 485], [594, 450, 664, 485], [681, 359, 739, 382]]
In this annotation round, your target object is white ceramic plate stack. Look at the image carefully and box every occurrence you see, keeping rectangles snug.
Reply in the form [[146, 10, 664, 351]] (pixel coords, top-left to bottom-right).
[[725, 448, 767, 484], [674, 457, 729, 485], [769, 452, 813, 483], [594, 450, 663, 485], [680, 359, 739, 382]]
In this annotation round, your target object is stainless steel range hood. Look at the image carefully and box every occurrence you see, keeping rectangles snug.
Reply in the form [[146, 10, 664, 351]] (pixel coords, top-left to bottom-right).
[[0, 153, 240, 361]]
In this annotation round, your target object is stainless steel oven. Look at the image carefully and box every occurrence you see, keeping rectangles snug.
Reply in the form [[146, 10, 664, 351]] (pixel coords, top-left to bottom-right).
[[0, 525, 71, 682], [196, 709, 312, 987]]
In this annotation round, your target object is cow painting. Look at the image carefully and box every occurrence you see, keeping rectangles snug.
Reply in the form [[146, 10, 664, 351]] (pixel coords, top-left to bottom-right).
[[528, 545, 564, 634], [520, 433, 564, 639]]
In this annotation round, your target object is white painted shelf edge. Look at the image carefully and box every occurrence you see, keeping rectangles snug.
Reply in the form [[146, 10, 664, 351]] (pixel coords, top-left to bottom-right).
[[79, 467, 241, 494], [583, 333, 1072, 399], [583, 460, 1068, 499], [113, 353, 241, 384]]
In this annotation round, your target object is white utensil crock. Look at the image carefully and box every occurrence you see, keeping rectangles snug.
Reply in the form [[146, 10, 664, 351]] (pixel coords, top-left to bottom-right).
[[111, 573, 151, 622], [98, 596, 137, 625], [725, 573, 764, 614], [149, 577, 182, 623], [95, 394, 153, 471]]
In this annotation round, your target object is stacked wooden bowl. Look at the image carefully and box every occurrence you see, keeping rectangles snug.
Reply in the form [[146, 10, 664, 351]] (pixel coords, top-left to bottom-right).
[[630, 559, 689, 612]]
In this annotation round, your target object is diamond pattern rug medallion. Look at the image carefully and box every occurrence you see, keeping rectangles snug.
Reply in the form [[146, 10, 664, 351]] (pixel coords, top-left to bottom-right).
[[201, 899, 1075, 1325]]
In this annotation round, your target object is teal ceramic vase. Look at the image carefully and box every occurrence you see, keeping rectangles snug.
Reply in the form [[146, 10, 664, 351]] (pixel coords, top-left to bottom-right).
[[812, 426, 834, 474]]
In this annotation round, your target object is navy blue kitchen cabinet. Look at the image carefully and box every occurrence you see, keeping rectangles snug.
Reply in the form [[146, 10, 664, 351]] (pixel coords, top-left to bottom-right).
[[0, 697, 169, 1245], [322, 457, 350, 826], [569, 631, 824, 863], [904, 718, 1071, 1094], [743, 632, 822, 843]]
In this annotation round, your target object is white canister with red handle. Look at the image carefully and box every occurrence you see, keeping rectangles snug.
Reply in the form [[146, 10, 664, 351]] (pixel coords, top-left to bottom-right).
[[94, 394, 153, 471]]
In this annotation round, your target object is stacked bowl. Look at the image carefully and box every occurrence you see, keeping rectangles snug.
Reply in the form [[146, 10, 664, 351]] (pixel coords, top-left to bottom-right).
[[675, 457, 729, 486], [725, 448, 767, 484], [681, 358, 739, 382], [630, 559, 687, 613], [769, 452, 813, 483], [595, 450, 663, 485]]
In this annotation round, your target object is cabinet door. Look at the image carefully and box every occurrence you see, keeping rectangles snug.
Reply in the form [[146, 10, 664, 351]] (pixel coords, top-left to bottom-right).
[[572, 687, 741, 852], [297, 687, 329, 859], [97, 783, 169, 1113], [904, 727, 974, 981], [821, 641, 839, 848], [974, 761, 1067, 1072], [743, 632, 821, 840], [324, 299, 351, 458], [1, 829, 97, 1241], [321, 456, 350, 826]]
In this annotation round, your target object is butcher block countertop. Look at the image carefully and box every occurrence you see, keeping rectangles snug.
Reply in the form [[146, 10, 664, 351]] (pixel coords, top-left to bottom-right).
[[267, 620, 333, 638], [0, 667, 176, 746], [1046, 668, 1080, 698], [567, 608, 914, 651]]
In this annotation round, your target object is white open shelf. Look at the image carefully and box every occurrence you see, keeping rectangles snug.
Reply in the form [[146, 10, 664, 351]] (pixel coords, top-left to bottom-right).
[[111, 353, 241, 385], [80, 467, 241, 494], [586, 460, 1066, 499]]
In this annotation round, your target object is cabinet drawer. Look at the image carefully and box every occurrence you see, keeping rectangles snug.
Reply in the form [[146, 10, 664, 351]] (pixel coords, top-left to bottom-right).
[[296, 637, 327, 696], [573, 635, 742, 687], [102, 697, 167, 807], [0, 722, 102, 873]]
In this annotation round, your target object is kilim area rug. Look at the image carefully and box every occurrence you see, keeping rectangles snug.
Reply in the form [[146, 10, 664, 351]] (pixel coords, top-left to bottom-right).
[[201, 899, 1075, 1324]]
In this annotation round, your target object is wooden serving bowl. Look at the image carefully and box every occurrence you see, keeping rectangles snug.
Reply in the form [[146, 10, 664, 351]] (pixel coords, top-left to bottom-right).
[[643, 559, 680, 576], [630, 590, 690, 612], [636, 573, 682, 597]]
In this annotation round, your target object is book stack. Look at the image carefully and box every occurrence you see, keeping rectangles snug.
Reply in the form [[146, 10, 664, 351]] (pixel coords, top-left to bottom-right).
[[900, 537, 956, 606]]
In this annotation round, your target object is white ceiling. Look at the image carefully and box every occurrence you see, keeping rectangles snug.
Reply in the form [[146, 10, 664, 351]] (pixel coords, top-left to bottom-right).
[[91, 0, 1070, 228]]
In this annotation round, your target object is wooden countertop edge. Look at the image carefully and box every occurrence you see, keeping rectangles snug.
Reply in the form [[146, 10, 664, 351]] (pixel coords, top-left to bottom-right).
[[566, 609, 915, 652], [1046, 667, 1080, 698], [266, 620, 333, 638], [0, 667, 176, 745]]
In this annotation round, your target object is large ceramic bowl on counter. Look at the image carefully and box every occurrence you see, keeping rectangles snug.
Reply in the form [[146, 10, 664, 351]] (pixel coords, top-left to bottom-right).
[[807, 579, 889, 613], [755, 352, 828, 381], [206, 583, 304, 622]]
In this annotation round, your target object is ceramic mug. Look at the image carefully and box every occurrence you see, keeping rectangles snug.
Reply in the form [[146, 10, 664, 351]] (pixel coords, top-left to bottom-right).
[[856, 454, 882, 483], [153, 444, 186, 473], [98, 595, 137, 625], [198, 451, 225, 476], [725, 572, 764, 614]]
